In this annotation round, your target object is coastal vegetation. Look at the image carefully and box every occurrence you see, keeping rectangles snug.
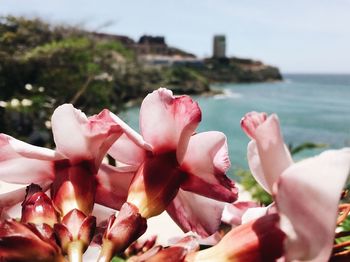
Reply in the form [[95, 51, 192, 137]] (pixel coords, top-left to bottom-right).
[[0, 16, 281, 146]]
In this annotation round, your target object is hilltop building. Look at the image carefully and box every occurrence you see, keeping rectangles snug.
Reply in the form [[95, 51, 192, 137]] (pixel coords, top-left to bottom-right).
[[137, 35, 168, 55], [91, 32, 201, 67], [213, 35, 226, 58], [134, 35, 199, 67], [135, 35, 195, 57]]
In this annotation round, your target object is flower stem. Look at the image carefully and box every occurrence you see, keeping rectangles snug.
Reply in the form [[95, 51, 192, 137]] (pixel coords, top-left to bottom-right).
[[334, 240, 350, 249], [67, 241, 84, 262], [97, 239, 115, 262], [337, 203, 350, 225]]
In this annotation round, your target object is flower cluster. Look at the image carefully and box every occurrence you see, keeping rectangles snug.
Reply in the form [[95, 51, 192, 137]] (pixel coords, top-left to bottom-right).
[[1, 88, 350, 262]]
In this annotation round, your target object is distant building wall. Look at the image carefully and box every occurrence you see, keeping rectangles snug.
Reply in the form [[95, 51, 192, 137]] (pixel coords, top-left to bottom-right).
[[213, 35, 226, 58], [137, 35, 168, 55], [91, 32, 195, 58], [138, 54, 204, 68]]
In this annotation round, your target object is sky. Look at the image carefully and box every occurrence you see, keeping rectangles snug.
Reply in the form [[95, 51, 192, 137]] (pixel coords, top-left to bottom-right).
[[1, 0, 350, 73]]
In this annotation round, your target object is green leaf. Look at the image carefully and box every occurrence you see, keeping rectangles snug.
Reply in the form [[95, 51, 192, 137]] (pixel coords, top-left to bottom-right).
[[111, 257, 126, 262]]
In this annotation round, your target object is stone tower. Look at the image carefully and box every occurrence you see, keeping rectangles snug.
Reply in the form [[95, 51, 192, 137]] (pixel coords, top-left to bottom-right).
[[213, 35, 226, 58]]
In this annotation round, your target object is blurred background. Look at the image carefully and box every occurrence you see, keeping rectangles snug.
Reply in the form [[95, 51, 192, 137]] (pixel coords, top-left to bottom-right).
[[1, 0, 350, 186]]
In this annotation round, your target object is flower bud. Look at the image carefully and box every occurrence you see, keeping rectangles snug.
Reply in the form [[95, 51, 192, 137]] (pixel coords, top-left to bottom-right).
[[21, 184, 58, 227], [0, 219, 63, 261], [98, 202, 147, 262], [54, 209, 96, 254]]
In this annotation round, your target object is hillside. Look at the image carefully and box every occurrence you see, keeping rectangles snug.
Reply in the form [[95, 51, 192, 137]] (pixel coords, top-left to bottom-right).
[[0, 16, 282, 145]]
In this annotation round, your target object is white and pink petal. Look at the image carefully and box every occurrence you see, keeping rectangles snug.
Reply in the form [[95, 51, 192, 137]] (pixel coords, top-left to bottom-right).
[[0, 157, 55, 184], [51, 105, 124, 167], [221, 201, 260, 226], [0, 180, 51, 210], [247, 141, 273, 193], [180, 174, 237, 203], [108, 133, 146, 167], [166, 190, 225, 237], [240, 111, 267, 140], [0, 135, 55, 185], [0, 134, 63, 161], [275, 148, 350, 261], [139, 88, 201, 156], [244, 113, 293, 192], [241, 203, 277, 224], [95, 164, 134, 210], [180, 132, 237, 202], [0, 184, 27, 210], [108, 112, 152, 152]]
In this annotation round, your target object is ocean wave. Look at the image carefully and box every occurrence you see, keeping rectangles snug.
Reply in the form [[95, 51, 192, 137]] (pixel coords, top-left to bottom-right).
[[214, 89, 243, 99]]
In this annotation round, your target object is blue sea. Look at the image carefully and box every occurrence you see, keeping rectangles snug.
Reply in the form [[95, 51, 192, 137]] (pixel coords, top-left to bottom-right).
[[120, 74, 350, 177]]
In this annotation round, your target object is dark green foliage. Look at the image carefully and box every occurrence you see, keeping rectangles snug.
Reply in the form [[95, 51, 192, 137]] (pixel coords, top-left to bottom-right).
[[0, 16, 59, 54], [97, 41, 135, 61], [195, 57, 282, 83], [163, 67, 209, 94], [0, 16, 137, 143]]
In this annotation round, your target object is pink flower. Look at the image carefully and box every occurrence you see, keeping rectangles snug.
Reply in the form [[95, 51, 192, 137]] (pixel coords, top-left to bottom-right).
[[241, 111, 350, 261], [0, 104, 152, 260], [0, 104, 149, 216], [186, 214, 285, 262], [108, 88, 238, 237]]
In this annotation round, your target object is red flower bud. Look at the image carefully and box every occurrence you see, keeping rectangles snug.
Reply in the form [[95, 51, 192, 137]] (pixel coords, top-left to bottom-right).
[[0, 219, 63, 261], [98, 202, 147, 262], [21, 184, 58, 227], [54, 209, 96, 254]]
